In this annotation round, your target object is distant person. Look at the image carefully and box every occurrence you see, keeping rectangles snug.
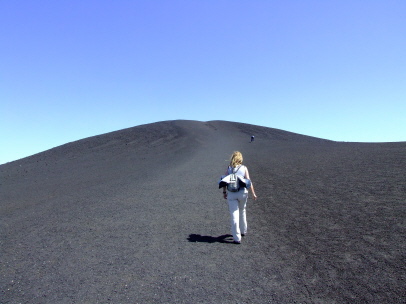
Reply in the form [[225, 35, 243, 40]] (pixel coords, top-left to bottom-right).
[[250, 135, 255, 143], [221, 151, 257, 244]]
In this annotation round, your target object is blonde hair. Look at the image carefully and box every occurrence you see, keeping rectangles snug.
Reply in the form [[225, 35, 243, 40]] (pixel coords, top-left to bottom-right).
[[230, 151, 243, 168]]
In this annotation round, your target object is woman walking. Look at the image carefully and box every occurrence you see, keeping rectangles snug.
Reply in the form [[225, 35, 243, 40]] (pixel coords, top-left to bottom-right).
[[222, 151, 257, 244]]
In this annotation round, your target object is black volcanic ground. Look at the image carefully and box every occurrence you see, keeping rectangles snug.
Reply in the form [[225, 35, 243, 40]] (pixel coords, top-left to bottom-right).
[[1, 120, 405, 303]]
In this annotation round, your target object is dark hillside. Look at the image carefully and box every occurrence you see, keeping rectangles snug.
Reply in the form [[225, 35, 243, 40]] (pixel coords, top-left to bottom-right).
[[1, 120, 405, 303]]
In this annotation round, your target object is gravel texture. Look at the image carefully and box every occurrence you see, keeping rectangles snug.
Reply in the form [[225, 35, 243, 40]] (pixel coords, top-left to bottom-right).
[[1, 120, 405, 303]]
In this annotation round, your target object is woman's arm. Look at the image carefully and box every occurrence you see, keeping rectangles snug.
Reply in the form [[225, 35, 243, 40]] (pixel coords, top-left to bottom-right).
[[250, 183, 257, 200]]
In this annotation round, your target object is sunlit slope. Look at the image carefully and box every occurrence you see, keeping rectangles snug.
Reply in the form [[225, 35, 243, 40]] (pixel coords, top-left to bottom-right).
[[1, 120, 405, 303]]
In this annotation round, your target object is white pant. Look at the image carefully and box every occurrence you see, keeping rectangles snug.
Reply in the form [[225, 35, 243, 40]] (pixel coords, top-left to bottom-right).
[[227, 189, 248, 242]]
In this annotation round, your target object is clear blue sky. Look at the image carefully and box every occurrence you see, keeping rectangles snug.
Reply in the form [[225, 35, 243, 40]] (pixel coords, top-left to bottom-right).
[[1, 1, 405, 164]]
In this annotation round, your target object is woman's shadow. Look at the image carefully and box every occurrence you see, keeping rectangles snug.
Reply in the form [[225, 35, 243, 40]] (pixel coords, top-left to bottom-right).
[[187, 234, 234, 244]]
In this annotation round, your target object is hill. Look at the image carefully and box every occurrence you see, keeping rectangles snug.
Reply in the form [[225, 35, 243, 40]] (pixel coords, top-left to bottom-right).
[[1, 120, 405, 303]]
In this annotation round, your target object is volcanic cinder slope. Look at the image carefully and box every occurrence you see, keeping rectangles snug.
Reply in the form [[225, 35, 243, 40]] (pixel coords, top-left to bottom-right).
[[1, 120, 405, 303]]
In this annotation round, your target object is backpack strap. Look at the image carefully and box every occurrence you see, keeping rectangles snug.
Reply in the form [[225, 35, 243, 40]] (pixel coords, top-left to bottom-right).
[[231, 165, 242, 174]]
